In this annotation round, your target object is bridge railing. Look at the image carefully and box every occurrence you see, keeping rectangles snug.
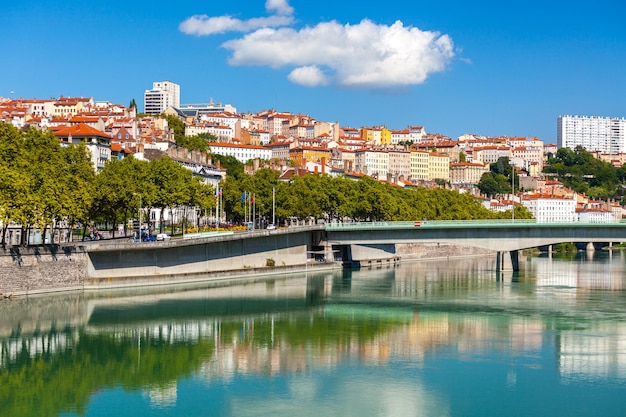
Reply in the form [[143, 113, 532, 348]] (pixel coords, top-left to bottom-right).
[[326, 219, 535, 229], [325, 219, 626, 230]]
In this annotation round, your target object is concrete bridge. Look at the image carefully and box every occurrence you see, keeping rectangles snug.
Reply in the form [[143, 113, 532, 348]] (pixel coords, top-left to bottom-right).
[[324, 220, 626, 271], [4, 220, 624, 294], [82, 220, 626, 283]]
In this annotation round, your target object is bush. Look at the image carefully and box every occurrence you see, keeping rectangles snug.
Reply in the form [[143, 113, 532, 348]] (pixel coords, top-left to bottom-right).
[[266, 258, 275, 267]]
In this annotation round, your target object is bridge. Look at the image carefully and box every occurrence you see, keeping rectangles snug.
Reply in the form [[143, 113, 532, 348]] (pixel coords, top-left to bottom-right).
[[6, 220, 626, 295], [324, 220, 626, 271], [81, 220, 626, 283]]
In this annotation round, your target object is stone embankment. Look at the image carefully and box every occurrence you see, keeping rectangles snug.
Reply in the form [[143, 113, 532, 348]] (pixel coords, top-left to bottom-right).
[[0, 244, 88, 296]]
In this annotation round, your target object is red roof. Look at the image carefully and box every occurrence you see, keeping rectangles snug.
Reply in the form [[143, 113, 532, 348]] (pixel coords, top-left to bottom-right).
[[53, 123, 110, 139]]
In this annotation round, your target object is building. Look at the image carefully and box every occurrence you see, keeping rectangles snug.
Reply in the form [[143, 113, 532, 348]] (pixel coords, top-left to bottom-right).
[[209, 142, 272, 163], [520, 193, 577, 223], [449, 162, 489, 185], [355, 149, 389, 179], [557, 115, 626, 154], [428, 152, 450, 182], [144, 81, 180, 115], [410, 150, 429, 181], [53, 123, 111, 171]]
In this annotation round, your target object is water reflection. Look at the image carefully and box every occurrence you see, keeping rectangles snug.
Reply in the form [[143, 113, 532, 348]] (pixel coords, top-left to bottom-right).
[[1, 252, 626, 416]]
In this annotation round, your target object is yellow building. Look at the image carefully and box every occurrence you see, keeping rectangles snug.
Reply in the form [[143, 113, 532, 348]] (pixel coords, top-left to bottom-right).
[[380, 127, 392, 145], [428, 152, 450, 182], [410, 149, 429, 181], [360, 127, 383, 145], [289, 146, 332, 167]]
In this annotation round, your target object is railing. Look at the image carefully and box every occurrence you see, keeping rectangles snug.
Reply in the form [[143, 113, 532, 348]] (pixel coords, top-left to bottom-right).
[[325, 219, 626, 230]]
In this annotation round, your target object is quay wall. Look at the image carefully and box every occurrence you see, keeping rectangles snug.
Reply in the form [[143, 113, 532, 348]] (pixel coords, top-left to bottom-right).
[[0, 244, 88, 296], [1, 233, 495, 297]]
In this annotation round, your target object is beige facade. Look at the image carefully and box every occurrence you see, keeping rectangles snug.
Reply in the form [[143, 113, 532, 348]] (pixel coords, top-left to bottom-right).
[[388, 149, 411, 181], [449, 162, 488, 184]]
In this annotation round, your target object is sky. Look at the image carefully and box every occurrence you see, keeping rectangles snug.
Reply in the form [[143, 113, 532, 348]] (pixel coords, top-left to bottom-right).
[[2, 0, 625, 143]]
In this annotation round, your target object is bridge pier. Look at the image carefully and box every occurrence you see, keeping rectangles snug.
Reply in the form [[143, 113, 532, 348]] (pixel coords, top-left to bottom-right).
[[496, 250, 519, 272]]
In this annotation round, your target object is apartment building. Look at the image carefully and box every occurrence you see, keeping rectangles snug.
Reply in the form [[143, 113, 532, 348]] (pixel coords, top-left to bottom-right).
[[520, 194, 577, 223], [144, 81, 180, 115], [53, 123, 111, 171], [449, 162, 489, 185], [355, 149, 389, 178], [388, 149, 411, 181], [185, 122, 234, 142], [473, 145, 512, 165], [209, 142, 271, 163], [410, 150, 429, 181], [557, 115, 626, 154], [428, 152, 450, 182]]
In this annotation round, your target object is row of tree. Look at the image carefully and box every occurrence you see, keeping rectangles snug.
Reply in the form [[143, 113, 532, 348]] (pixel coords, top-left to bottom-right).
[[0, 123, 215, 244], [219, 164, 532, 226]]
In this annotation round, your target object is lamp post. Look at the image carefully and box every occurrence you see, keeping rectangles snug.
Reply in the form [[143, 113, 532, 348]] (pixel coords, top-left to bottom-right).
[[133, 192, 142, 241], [510, 162, 515, 222]]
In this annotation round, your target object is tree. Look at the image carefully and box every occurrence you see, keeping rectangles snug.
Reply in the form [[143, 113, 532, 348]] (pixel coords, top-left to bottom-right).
[[177, 133, 217, 152], [477, 172, 502, 198], [163, 114, 185, 143]]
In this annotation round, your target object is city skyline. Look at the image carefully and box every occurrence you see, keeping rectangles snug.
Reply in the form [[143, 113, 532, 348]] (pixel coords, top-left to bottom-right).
[[2, 0, 625, 143]]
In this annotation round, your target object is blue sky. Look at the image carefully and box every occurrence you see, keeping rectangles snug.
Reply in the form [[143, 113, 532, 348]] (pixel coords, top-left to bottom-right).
[[2, 0, 625, 143]]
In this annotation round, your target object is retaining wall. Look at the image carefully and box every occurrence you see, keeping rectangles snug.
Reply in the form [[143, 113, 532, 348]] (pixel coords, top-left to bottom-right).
[[0, 244, 88, 295]]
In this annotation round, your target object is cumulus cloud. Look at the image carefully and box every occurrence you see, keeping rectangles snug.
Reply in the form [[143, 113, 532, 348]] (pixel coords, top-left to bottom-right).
[[223, 19, 454, 89], [179, 1, 456, 89], [288, 66, 330, 87]]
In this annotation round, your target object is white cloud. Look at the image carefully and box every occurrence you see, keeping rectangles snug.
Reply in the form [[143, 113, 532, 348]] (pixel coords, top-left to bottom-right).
[[179, 1, 456, 89], [179, 15, 294, 36], [288, 66, 330, 87], [265, 0, 294, 16], [179, 0, 295, 35], [223, 19, 455, 89]]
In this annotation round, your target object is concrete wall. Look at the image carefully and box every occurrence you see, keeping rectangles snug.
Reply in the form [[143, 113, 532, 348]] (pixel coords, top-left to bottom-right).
[[86, 229, 315, 280], [396, 243, 493, 259]]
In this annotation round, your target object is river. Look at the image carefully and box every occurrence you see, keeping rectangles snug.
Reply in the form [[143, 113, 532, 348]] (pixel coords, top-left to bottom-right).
[[1, 251, 625, 417]]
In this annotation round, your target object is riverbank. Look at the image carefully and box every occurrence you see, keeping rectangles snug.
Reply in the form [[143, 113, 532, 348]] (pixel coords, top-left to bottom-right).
[[1, 240, 495, 298]]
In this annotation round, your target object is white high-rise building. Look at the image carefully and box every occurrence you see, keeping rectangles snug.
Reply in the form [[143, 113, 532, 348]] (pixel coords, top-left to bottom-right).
[[557, 115, 626, 154], [144, 81, 180, 115]]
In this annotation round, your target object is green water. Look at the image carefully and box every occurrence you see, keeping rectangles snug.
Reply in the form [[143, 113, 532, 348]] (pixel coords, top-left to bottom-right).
[[1, 252, 625, 416]]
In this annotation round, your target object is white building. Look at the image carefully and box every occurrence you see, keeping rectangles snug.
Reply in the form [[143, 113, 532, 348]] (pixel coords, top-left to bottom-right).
[[355, 149, 389, 178], [144, 81, 180, 115], [520, 194, 577, 223], [209, 142, 272, 163], [557, 115, 626, 154], [576, 208, 614, 223]]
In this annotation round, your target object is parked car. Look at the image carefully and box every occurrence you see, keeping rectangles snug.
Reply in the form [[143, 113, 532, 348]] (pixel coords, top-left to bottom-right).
[[156, 233, 171, 241], [142, 233, 156, 242], [266, 224, 276, 230]]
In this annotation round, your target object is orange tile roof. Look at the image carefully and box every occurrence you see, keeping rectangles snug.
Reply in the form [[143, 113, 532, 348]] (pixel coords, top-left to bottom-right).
[[53, 123, 111, 138]]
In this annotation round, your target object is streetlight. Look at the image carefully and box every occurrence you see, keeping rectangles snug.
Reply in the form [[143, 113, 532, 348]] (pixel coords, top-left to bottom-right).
[[510, 161, 515, 222], [133, 192, 142, 241]]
